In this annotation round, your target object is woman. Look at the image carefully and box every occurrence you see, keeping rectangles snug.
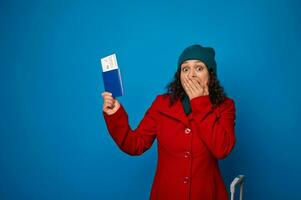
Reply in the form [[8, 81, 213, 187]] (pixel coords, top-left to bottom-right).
[[101, 44, 236, 200]]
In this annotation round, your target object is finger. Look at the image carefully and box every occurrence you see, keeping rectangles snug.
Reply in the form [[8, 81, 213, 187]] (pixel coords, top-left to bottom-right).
[[104, 101, 114, 109], [183, 76, 195, 95], [201, 80, 209, 93], [186, 77, 199, 94], [197, 79, 205, 88], [105, 99, 113, 105], [190, 78, 202, 91], [101, 92, 112, 97], [204, 83, 209, 95], [104, 95, 114, 101], [182, 80, 190, 95], [104, 103, 112, 110], [104, 99, 113, 105], [191, 77, 207, 95], [192, 78, 208, 96]]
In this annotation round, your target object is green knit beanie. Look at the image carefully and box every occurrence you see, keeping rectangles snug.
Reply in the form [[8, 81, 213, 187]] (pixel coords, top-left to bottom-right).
[[178, 44, 217, 75]]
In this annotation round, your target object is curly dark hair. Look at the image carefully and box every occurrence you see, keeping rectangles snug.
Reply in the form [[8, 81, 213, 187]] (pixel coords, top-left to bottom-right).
[[165, 67, 227, 108]]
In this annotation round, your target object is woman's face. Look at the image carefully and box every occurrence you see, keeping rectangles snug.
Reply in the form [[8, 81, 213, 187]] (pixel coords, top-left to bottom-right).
[[180, 60, 210, 88]]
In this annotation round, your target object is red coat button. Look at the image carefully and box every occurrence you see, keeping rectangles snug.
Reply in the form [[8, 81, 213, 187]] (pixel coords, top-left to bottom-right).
[[183, 176, 190, 184], [184, 128, 191, 134], [184, 151, 191, 158]]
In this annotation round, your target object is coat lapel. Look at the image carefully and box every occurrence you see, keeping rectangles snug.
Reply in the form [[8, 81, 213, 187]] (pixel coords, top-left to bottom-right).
[[157, 98, 190, 127]]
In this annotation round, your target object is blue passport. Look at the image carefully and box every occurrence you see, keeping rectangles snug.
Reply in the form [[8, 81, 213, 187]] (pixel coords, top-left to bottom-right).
[[100, 53, 124, 98]]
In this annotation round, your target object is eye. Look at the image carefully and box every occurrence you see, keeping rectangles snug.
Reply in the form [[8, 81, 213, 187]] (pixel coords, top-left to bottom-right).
[[181, 67, 189, 72], [196, 65, 203, 71]]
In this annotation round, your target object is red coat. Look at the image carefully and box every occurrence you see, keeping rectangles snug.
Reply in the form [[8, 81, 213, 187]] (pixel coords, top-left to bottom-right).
[[103, 94, 236, 200]]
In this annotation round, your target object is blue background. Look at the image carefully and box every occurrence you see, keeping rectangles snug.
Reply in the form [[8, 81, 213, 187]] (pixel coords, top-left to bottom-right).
[[1, 0, 300, 199]]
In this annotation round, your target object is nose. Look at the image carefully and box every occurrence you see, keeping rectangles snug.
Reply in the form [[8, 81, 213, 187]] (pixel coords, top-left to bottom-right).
[[188, 69, 196, 78]]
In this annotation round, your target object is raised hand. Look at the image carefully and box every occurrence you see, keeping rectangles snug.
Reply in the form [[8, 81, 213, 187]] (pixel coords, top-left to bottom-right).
[[101, 92, 121, 115]]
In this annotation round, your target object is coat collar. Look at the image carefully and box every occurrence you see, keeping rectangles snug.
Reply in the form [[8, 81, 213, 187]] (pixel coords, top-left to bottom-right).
[[157, 96, 192, 127]]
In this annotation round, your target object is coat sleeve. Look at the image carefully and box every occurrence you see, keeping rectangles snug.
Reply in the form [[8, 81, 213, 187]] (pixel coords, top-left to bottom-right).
[[190, 95, 236, 159], [103, 96, 159, 156]]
